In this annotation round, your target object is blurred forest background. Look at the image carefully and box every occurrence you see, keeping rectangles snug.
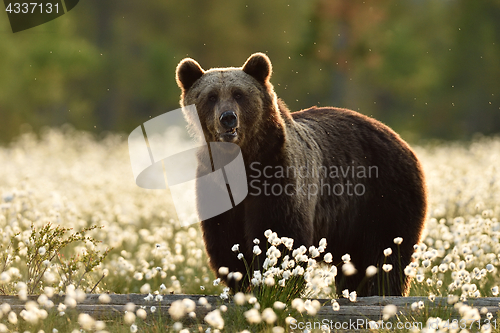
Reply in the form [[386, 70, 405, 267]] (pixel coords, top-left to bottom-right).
[[0, 0, 499, 143]]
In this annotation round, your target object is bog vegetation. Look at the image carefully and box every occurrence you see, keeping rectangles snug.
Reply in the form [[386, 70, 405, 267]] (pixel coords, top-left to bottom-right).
[[0, 128, 499, 332]]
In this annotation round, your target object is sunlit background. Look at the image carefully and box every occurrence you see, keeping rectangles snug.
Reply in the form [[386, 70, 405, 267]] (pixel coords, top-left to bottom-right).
[[0, 0, 499, 143], [1, 4, 500, 330]]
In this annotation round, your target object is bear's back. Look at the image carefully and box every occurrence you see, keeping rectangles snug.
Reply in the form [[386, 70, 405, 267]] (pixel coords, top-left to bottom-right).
[[289, 106, 426, 249]]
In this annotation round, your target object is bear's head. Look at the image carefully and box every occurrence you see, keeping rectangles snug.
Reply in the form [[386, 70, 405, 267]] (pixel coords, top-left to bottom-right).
[[176, 53, 288, 160]]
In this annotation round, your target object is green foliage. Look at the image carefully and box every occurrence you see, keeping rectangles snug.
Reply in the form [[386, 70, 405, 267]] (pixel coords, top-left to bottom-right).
[[0, 0, 499, 142], [0, 222, 111, 295]]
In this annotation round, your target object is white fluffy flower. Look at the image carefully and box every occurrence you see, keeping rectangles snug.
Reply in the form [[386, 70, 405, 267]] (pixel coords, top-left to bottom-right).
[[382, 264, 393, 272], [218, 267, 229, 275], [230, 271, 243, 281], [282, 237, 294, 250], [124, 311, 135, 325], [244, 308, 261, 324], [0, 272, 10, 284], [136, 308, 147, 319], [365, 265, 378, 277], [234, 292, 246, 306], [342, 262, 357, 276], [169, 300, 187, 320], [264, 276, 275, 286], [261, 308, 277, 324], [308, 246, 320, 258], [97, 294, 110, 304], [38, 246, 47, 256], [291, 298, 305, 313], [8, 311, 17, 324], [140, 283, 151, 294], [78, 313, 95, 330], [382, 304, 397, 320], [273, 301, 286, 310], [319, 238, 327, 248]]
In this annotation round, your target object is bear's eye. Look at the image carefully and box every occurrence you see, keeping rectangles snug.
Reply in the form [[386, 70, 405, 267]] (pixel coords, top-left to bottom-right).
[[233, 92, 243, 100], [208, 94, 218, 102]]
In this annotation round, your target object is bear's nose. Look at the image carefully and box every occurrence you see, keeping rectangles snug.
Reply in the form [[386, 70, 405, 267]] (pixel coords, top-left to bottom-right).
[[219, 111, 238, 129]]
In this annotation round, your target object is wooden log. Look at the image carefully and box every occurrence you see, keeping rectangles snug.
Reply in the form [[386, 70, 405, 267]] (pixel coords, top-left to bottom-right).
[[0, 294, 498, 321]]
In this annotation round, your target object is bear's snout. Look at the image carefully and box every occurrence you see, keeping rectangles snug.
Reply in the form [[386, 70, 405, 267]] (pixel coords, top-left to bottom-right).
[[218, 111, 239, 142], [219, 111, 238, 130]]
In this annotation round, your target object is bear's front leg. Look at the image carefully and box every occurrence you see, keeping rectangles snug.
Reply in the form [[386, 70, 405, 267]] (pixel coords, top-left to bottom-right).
[[200, 207, 249, 291]]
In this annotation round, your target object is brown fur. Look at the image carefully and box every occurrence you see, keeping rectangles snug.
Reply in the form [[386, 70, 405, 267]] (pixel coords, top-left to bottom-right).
[[176, 53, 427, 296]]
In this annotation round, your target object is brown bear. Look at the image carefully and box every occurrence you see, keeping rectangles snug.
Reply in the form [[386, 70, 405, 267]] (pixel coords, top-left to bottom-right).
[[175, 52, 427, 296]]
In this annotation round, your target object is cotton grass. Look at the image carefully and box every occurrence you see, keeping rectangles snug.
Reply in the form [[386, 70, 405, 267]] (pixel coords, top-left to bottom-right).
[[1, 129, 500, 331]]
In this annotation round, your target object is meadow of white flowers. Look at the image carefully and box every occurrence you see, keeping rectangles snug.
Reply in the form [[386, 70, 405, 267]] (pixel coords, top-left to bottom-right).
[[0, 127, 499, 332]]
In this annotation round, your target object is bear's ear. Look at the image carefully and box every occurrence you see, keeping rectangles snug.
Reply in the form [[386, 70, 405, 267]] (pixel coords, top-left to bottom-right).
[[176, 58, 205, 92], [242, 52, 272, 84]]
